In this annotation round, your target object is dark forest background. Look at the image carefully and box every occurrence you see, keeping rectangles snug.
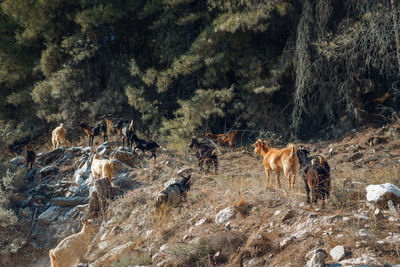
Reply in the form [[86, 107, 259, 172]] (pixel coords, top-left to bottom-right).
[[1, 0, 400, 149]]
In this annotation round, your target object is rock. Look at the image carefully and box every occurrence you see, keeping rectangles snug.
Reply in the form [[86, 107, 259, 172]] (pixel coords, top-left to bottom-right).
[[388, 200, 397, 214], [112, 159, 134, 175], [9, 156, 24, 166], [96, 142, 113, 155], [177, 168, 193, 177], [91, 242, 135, 267], [52, 196, 88, 207], [358, 229, 370, 239], [38, 206, 64, 225], [339, 253, 379, 265], [208, 231, 246, 262], [366, 183, 400, 207], [164, 178, 182, 188], [243, 257, 266, 267], [113, 149, 143, 167], [306, 248, 326, 267], [281, 209, 295, 222], [39, 166, 59, 178], [98, 241, 108, 250], [280, 236, 296, 249], [354, 214, 369, 220], [37, 148, 66, 165], [215, 207, 236, 225], [309, 213, 318, 219], [114, 172, 138, 190], [374, 208, 384, 219], [74, 158, 92, 185], [330, 245, 345, 261]]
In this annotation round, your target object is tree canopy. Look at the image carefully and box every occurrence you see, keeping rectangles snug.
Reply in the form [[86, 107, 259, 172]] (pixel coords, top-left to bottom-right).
[[0, 0, 399, 146]]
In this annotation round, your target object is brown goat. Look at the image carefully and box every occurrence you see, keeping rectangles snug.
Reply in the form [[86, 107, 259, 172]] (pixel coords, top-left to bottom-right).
[[205, 130, 239, 148], [306, 156, 330, 208], [252, 139, 297, 189], [49, 219, 96, 267]]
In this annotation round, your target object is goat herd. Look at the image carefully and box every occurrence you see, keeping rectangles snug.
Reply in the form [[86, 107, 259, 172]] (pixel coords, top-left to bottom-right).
[[21, 115, 332, 266], [29, 115, 331, 208]]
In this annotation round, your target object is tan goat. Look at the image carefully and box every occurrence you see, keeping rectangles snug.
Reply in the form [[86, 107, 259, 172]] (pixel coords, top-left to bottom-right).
[[52, 123, 66, 149], [91, 154, 114, 183], [49, 219, 95, 267], [253, 139, 297, 189]]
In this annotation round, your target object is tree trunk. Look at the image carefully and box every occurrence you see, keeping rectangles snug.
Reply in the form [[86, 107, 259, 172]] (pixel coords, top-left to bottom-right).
[[391, 0, 400, 75]]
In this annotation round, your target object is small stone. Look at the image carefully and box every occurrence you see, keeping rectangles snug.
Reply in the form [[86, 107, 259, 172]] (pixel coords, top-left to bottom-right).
[[330, 245, 345, 261], [309, 213, 318, 219], [374, 208, 384, 219], [225, 222, 231, 231], [388, 200, 397, 214], [215, 207, 236, 225]]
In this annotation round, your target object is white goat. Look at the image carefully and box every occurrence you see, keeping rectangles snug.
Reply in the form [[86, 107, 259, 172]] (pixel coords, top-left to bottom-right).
[[52, 123, 66, 149], [49, 219, 95, 267], [91, 154, 114, 183]]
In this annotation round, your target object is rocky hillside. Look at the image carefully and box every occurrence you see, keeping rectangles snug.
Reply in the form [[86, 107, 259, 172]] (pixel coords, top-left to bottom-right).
[[2, 122, 400, 267]]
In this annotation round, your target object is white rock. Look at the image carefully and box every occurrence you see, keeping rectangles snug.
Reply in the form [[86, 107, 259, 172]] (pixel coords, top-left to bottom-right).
[[215, 207, 236, 225], [195, 218, 207, 226], [330, 245, 345, 261], [98, 241, 108, 249], [388, 200, 397, 214], [306, 250, 326, 267], [280, 236, 296, 249], [366, 183, 400, 204]]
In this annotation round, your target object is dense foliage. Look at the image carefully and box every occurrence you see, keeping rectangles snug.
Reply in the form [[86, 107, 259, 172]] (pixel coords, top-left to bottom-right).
[[1, 0, 400, 145]]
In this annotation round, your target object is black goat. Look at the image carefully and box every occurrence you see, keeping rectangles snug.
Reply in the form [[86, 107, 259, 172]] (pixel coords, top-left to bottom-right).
[[130, 133, 160, 162], [121, 120, 134, 148], [101, 114, 128, 137], [25, 145, 36, 169], [80, 122, 108, 146], [155, 175, 192, 208], [188, 138, 218, 173], [294, 148, 330, 205]]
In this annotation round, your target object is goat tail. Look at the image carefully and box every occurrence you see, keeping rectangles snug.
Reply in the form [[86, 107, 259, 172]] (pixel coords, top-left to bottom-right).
[[129, 120, 134, 131], [287, 143, 297, 158]]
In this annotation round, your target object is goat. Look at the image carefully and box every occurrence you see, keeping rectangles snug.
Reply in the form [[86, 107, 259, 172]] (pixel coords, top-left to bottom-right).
[[155, 175, 191, 208], [188, 138, 218, 173], [130, 133, 160, 162], [205, 130, 239, 148], [52, 123, 66, 149], [24, 145, 36, 169], [102, 114, 127, 137], [252, 139, 297, 189], [91, 154, 114, 183], [121, 120, 134, 148], [293, 147, 330, 204], [306, 157, 330, 208], [80, 122, 108, 146], [49, 219, 96, 267]]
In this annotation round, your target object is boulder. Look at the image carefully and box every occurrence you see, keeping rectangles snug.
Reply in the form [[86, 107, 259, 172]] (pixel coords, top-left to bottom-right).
[[9, 156, 24, 166], [330, 245, 345, 261], [52, 196, 88, 207], [208, 231, 246, 262], [38, 206, 64, 225], [306, 248, 326, 267], [215, 207, 236, 225], [96, 142, 113, 155], [39, 166, 59, 178], [91, 242, 135, 267], [113, 149, 143, 167], [37, 148, 66, 165], [366, 183, 400, 207]]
